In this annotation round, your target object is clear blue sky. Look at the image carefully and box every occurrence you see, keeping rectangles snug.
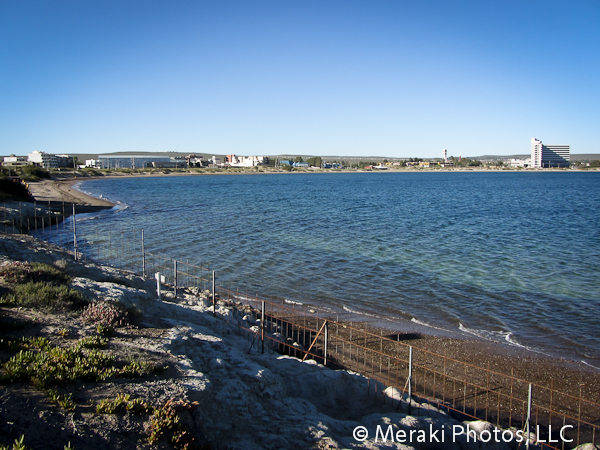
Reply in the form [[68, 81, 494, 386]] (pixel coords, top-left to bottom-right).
[[1, 1, 598, 158]]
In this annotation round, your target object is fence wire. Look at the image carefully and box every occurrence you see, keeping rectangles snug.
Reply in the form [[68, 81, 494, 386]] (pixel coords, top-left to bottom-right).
[[2, 212, 599, 450]]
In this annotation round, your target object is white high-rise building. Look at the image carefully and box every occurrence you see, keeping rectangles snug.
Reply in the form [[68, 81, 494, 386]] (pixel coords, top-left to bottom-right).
[[443, 149, 447, 161], [531, 138, 570, 168]]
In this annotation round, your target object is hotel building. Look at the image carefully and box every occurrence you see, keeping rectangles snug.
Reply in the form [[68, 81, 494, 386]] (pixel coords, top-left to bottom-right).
[[531, 138, 570, 168]]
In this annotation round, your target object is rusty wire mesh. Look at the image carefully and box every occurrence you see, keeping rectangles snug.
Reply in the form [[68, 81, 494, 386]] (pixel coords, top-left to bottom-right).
[[6, 220, 599, 450]]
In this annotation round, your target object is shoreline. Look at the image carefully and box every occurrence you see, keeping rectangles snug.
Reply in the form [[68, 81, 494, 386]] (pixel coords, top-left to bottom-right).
[[23, 175, 600, 395], [2, 234, 597, 449], [26, 179, 115, 216]]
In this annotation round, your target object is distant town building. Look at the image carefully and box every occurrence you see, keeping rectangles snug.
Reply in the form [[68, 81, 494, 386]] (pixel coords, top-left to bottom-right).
[[55, 154, 75, 168], [443, 149, 447, 161], [224, 155, 269, 167], [185, 154, 205, 167], [98, 154, 172, 169], [28, 150, 59, 168], [2, 154, 28, 167], [510, 158, 531, 168], [85, 159, 101, 168], [148, 160, 186, 169], [531, 138, 570, 168]]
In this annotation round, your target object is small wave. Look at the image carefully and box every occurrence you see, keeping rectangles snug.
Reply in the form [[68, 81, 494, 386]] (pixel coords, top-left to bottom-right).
[[342, 305, 380, 319], [284, 299, 303, 306], [459, 322, 510, 340], [113, 203, 128, 212], [411, 318, 450, 332], [581, 360, 600, 370], [73, 215, 101, 222], [232, 295, 256, 303], [459, 323, 539, 352]]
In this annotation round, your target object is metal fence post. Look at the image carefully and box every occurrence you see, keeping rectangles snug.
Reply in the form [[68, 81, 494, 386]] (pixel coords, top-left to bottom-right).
[[408, 346, 413, 415], [526, 383, 532, 449], [155, 272, 162, 300], [174, 260, 178, 298], [324, 321, 328, 366], [72, 204, 78, 261], [212, 271, 216, 316], [141, 229, 146, 277], [261, 300, 265, 354]]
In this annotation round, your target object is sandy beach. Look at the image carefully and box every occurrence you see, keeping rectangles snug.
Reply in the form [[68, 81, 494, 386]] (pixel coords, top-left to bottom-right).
[[26, 179, 115, 215]]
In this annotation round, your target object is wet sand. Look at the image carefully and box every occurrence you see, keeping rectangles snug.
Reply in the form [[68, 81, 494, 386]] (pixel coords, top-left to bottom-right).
[[26, 179, 115, 216]]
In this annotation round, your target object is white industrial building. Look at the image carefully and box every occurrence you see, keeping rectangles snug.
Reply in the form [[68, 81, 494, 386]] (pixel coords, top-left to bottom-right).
[[224, 155, 269, 167], [98, 154, 173, 169]]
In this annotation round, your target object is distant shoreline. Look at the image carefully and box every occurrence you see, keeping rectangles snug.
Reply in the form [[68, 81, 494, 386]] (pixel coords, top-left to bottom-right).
[[25, 166, 599, 214]]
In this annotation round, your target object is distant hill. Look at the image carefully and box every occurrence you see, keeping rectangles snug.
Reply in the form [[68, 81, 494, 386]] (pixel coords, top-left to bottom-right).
[[3, 151, 599, 163]]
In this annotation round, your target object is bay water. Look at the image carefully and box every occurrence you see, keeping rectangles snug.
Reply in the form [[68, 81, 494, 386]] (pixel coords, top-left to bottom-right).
[[73, 172, 600, 367]]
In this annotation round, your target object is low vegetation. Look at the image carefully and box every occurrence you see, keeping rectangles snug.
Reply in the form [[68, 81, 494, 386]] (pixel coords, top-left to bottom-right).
[[0, 261, 71, 286], [0, 178, 33, 202], [0, 334, 158, 388], [0, 261, 87, 311], [0, 257, 201, 449], [94, 395, 203, 450], [1, 282, 88, 311]]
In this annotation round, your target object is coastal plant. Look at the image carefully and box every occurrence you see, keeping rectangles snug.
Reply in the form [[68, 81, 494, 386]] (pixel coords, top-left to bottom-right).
[[148, 399, 200, 449], [0, 179, 33, 202], [0, 261, 71, 286], [0, 434, 73, 450], [1, 338, 115, 388], [80, 299, 130, 327], [20, 165, 50, 181], [77, 335, 108, 349], [47, 388, 76, 411], [0, 335, 160, 388], [2, 282, 87, 311], [96, 393, 152, 414], [96, 324, 115, 336], [95, 395, 201, 449], [119, 359, 156, 378], [0, 435, 28, 450]]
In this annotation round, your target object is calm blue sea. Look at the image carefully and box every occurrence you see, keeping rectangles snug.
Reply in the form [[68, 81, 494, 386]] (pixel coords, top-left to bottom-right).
[[73, 172, 600, 366]]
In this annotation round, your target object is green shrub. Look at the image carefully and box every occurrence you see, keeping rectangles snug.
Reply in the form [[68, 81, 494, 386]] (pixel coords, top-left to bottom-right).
[[80, 300, 131, 326], [47, 388, 76, 411], [1, 340, 115, 388], [96, 393, 153, 414], [78, 336, 108, 349], [0, 261, 70, 285], [0, 435, 29, 450], [2, 282, 87, 311], [119, 360, 156, 378], [19, 165, 50, 181], [1, 336, 158, 388], [0, 179, 32, 202]]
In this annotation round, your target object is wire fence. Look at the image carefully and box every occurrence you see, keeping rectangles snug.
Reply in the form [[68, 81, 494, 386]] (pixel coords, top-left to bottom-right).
[[2, 210, 599, 449]]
